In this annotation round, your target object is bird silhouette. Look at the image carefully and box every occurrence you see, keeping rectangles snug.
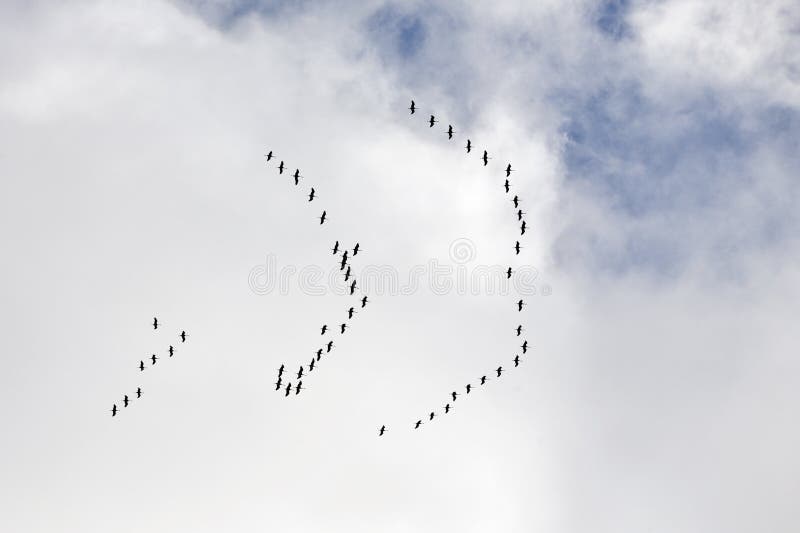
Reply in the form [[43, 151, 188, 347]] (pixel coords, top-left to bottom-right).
[[278, 364, 285, 377], [168, 345, 174, 357], [429, 115, 437, 128], [180, 331, 187, 343], [353, 242, 360, 256], [447, 125, 455, 139], [480, 375, 489, 385], [309, 358, 316, 371], [504, 179, 510, 193], [521, 340, 528, 354], [139, 360, 145, 372], [451, 391, 458, 402], [315, 348, 323, 361], [349, 280, 357, 295], [111, 404, 117, 417], [512, 195, 520, 208], [429, 412, 436, 421], [505, 163, 514, 177], [295, 381, 303, 395], [326, 340, 334, 352], [379, 425, 386, 436], [152, 317, 159, 330], [482, 150, 490, 166], [347, 307, 356, 319], [517, 209, 525, 221], [123, 395, 129, 408], [293, 169, 301, 185], [361, 295, 368, 308], [319, 211, 327, 225], [344, 266, 351, 282], [296, 366, 304, 379], [284, 383, 292, 397], [151, 354, 158, 365], [308, 188, 316, 202], [496, 366, 504, 377], [506, 267, 513, 279], [136, 387, 142, 398], [414, 420, 423, 429], [265, 150, 274, 161], [513, 355, 521, 367], [274, 377, 283, 391], [409, 100, 416, 114], [340, 323, 348, 334], [278, 161, 285, 174], [515, 325, 524, 336], [331, 241, 339, 255], [465, 139, 472, 153], [514, 241, 522, 255], [520, 220, 527, 235], [517, 299, 526, 311], [444, 403, 451, 414], [465, 384, 472, 394], [321, 324, 328, 335]]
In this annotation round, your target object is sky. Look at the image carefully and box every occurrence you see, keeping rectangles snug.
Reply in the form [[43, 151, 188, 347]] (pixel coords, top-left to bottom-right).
[[0, 1, 798, 531]]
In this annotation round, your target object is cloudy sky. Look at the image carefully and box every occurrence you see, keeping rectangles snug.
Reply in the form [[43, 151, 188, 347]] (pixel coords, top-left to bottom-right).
[[1, 1, 798, 531]]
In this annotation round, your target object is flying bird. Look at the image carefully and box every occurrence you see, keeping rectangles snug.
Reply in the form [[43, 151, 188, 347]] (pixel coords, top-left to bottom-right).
[[521, 340, 528, 354], [515, 325, 524, 336], [309, 358, 316, 371], [496, 366, 504, 377], [278, 364, 285, 377], [482, 150, 490, 166], [151, 354, 158, 365], [480, 375, 488, 385], [344, 266, 352, 282], [347, 307, 356, 319], [265, 150, 274, 161], [444, 403, 451, 414], [451, 391, 458, 402], [429, 115, 437, 128], [295, 381, 303, 395], [168, 345, 174, 357], [409, 100, 416, 114], [447, 125, 455, 139], [319, 211, 327, 225], [340, 323, 348, 334], [517, 209, 525, 221], [504, 179, 510, 193], [321, 324, 328, 335], [180, 331, 187, 343], [465, 384, 472, 394], [316, 348, 323, 361], [414, 420, 423, 429], [505, 163, 514, 177], [379, 425, 387, 436], [514, 241, 522, 255], [520, 220, 527, 235], [285, 383, 293, 397], [429, 412, 436, 421], [308, 188, 316, 202], [278, 161, 285, 174], [513, 355, 521, 367], [274, 377, 283, 391], [349, 280, 357, 295], [136, 387, 142, 398], [517, 299, 526, 312], [123, 395, 129, 408], [353, 242, 360, 256], [152, 317, 159, 330], [111, 404, 117, 417], [296, 366, 304, 380], [512, 195, 520, 208], [506, 267, 513, 279], [326, 340, 334, 353], [361, 295, 368, 308], [332, 241, 339, 255], [293, 169, 301, 185], [465, 139, 472, 153], [139, 360, 145, 372]]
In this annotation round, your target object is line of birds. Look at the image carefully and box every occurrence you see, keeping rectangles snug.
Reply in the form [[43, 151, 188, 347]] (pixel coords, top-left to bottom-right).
[[110, 317, 189, 416], [374, 100, 534, 434], [263, 151, 370, 396]]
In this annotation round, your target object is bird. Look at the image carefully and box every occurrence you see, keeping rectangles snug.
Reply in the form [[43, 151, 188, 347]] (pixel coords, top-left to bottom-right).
[[340, 323, 348, 334], [319, 211, 327, 225], [309, 358, 316, 371], [447, 125, 455, 139], [278, 364, 285, 377], [111, 404, 117, 417], [482, 150, 490, 166], [123, 395, 129, 408], [429, 412, 436, 421], [496, 366, 504, 377], [308, 188, 316, 202], [505, 163, 514, 177], [517, 299, 526, 311], [347, 307, 356, 319], [332, 241, 339, 255], [152, 317, 159, 330], [451, 391, 458, 402], [285, 383, 293, 396], [168, 345, 174, 357], [379, 425, 387, 436], [274, 377, 283, 391], [513, 355, 521, 367], [361, 296, 368, 308], [514, 241, 522, 255], [151, 354, 158, 365], [515, 325, 524, 336], [512, 195, 520, 208], [349, 279, 357, 295], [504, 179, 510, 193], [521, 341, 528, 354], [353, 242, 360, 256], [517, 209, 525, 221], [136, 387, 142, 398], [326, 340, 334, 353], [506, 267, 513, 279], [295, 381, 303, 395], [444, 403, 451, 414], [344, 266, 351, 282], [139, 360, 145, 372], [480, 375, 489, 385], [465, 384, 472, 394], [429, 115, 437, 128], [409, 100, 416, 114], [180, 330, 187, 343], [296, 366, 304, 380], [293, 169, 301, 185], [465, 139, 472, 153], [265, 150, 274, 161], [520, 220, 527, 235], [414, 420, 423, 429], [278, 161, 285, 174], [321, 324, 328, 335], [315, 348, 323, 361]]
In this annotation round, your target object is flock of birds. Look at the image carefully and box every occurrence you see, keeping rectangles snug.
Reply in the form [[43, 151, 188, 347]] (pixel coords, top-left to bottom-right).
[[397, 100, 532, 433], [262, 151, 370, 400], [110, 318, 189, 416]]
